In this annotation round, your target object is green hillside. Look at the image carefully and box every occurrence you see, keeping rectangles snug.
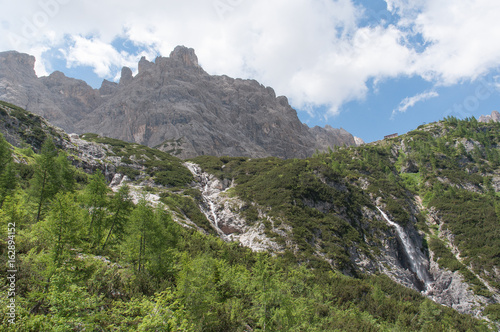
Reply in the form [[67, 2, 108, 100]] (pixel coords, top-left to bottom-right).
[[0, 101, 498, 331]]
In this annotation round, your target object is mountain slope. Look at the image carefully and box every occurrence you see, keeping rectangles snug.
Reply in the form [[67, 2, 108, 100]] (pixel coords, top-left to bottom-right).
[[0, 47, 355, 159], [190, 116, 500, 322], [0, 102, 494, 331], [0, 52, 99, 133]]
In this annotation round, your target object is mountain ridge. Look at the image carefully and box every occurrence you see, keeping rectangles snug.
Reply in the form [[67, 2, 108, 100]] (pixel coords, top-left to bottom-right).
[[0, 46, 356, 159]]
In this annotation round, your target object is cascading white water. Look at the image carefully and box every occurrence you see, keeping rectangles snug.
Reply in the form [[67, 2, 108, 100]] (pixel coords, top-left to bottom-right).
[[185, 162, 225, 236], [377, 207, 432, 290], [208, 201, 219, 228]]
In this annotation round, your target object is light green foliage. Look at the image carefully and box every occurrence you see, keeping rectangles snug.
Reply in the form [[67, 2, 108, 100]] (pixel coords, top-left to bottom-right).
[[81, 171, 110, 250], [30, 139, 75, 222], [40, 192, 84, 268], [123, 199, 177, 278], [101, 184, 132, 252], [0, 133, 16, 206]]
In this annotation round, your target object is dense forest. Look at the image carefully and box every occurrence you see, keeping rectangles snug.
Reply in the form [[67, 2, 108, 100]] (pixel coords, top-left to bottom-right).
[[0, 100, 498, 331]]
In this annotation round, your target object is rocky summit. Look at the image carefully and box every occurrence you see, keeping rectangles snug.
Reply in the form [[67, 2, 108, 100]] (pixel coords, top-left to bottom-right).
[[0, 46, 355, 159], [479, 110, 500, 123]]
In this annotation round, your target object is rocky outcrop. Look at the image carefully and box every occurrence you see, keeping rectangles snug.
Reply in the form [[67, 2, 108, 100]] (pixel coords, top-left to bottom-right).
[[415, 195, 499, 320], [354, 136, 365, 146], [427, 256, 491, 319], [76, 46, 355, 159], [184, 162, 285, 252], [0, 47, 356, 159], [479, 111, 500, 123], [0, 51, 99, 132]]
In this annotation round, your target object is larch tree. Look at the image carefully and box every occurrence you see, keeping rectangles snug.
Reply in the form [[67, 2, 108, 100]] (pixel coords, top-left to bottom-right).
[[101, 184, 132, 252], [81, 171, 109, 251]]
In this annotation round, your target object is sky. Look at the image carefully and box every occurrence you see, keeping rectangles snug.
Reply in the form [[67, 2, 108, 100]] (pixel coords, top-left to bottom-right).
[[1, 0, 500, 143]]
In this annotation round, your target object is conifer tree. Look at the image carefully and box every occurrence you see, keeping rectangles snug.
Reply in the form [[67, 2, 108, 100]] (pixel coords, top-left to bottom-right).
[[56, 151, 75, 192], [30, 139, 75, 222], [81, 171, 109, 250], [30, 139, 60, 222], [128, 198, 155, 273], [0, 132, 11, 172], [0, 157, 16, 208], [101, 184, 132, 252], [0, 133, 16, 207], [44, 192, 83, 267]]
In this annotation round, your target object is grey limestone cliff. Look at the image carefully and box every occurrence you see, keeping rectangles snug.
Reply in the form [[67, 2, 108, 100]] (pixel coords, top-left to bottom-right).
[[0, 46, 355, 159]]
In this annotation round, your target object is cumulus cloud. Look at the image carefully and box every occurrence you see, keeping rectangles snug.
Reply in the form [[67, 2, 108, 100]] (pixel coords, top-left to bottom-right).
[[0, 0, 499, 118], [388, 0, 500, 84], [391, 90, 439, 119], [61, 36, 127, 77]]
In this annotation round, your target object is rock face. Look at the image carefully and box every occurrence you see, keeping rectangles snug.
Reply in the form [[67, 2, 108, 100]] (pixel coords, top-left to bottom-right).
[[354, 136, 365, 146], [0, 51, 100, 133], [184, 162, 285, 252], [0, 46, 356, 159], [479, 110, 500, 123]]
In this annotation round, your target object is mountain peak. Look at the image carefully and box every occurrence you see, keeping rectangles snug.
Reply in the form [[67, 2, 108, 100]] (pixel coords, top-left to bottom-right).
[[119, 66, 133, 85], [478, 110, 500, 123], [0, 46, 356, 159], [0, 51, 37, 80], [169, 45, 199, 67]]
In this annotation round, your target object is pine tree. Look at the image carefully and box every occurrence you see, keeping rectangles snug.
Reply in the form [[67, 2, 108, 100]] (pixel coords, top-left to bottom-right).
[[0, 132, 12, 173], [147, 203, 177, 278], [55, 151, 75, 192], [128, 198, 155, 273], [0, 159, 17, 207]]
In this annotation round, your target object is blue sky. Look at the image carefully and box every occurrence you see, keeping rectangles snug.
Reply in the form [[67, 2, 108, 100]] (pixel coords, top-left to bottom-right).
[[1, 0, 500, 143]]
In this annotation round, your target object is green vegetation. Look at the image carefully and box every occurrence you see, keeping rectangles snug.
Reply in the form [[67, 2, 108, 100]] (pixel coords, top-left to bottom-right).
[[81, 133, 193, 187], [0, 103, 498, 330], [192, 155, 376, 271], [401, 118, 500, 290], [0, 136, 490, 331], [0, 100, 64, 151], [192, 116, 500, 323], [160, 192, 216, 235]]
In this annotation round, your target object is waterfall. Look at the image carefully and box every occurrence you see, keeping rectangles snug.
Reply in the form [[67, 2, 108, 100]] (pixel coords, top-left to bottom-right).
[[185, 162, 225, 236], [208, 201, 219, 228], [377, 207, 432, 290]]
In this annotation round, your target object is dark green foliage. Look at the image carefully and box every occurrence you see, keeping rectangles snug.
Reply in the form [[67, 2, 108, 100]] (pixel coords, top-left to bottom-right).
[[429, 190, 500, 291], [160, 192, 215, 235], [395, 119, 500, 294], [82, 133, 193, 187], [0, 100, 64, 151], [484, 304, 500, 321], [116, 166, 141, 180]]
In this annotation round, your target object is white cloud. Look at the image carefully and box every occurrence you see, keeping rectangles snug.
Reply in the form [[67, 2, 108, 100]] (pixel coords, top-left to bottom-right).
[[61, 36, 124, 77], [1, 0, 500, 119], [387, 0, 500, 85], [391, 90, 439, 119]]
